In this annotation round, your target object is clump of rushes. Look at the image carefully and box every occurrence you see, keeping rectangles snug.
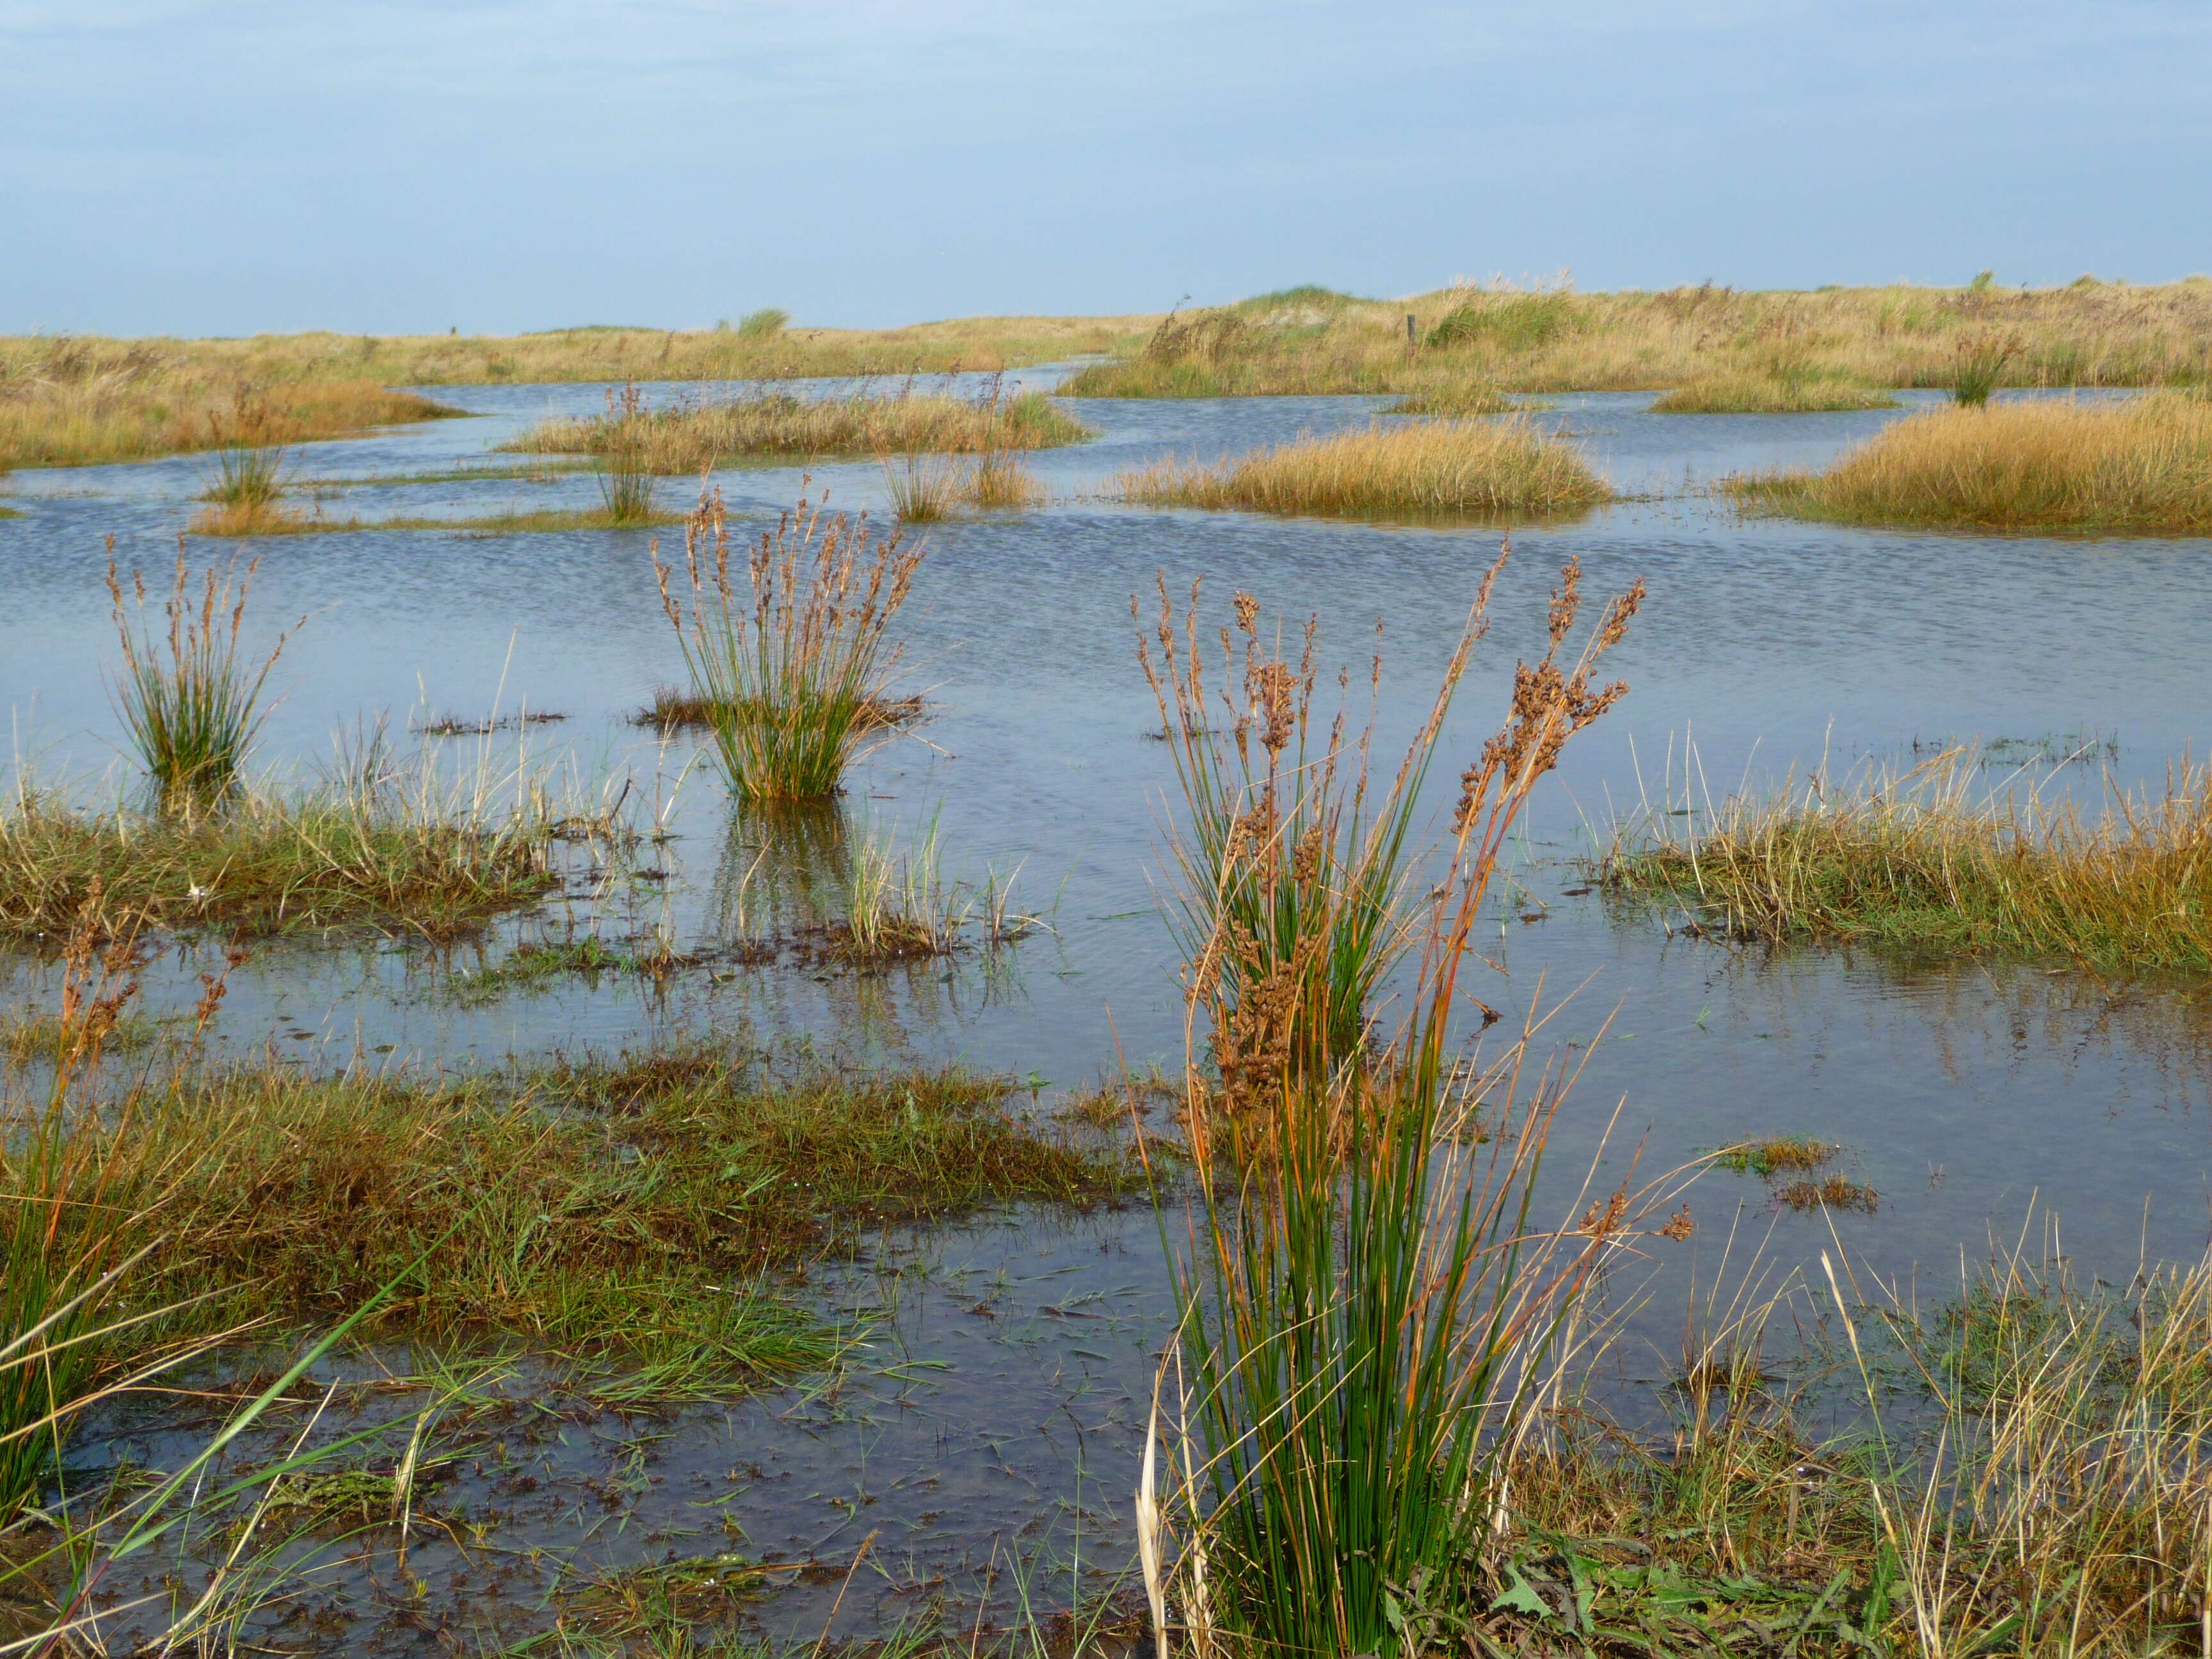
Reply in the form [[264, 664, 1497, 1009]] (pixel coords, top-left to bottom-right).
[[504, 383, 1090, 471], [1135, 574, 1487, 1089], [1728, 392, 2212, 533], [8, 1046, 1141, 1388], [589, 381, 657, 525], [1114, 417, 1610, 520], [1601, 746, 2212, 975], [104, 538, 300, 808], [1649, 373, 1898, 413], [1952, 329, 2019, 405], [186, 390, 298, 534], [1141, 559, 1666, 1659], [653, 491, 924, 800]]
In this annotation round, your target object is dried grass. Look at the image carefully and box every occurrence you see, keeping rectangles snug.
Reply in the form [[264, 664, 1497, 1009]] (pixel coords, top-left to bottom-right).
[[1116, 418, 1609, 520], [1729, 392, 2212, 532]]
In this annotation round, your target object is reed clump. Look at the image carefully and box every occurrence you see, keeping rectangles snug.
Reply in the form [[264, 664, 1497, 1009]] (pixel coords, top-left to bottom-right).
[[1601, 747, 2212, 975], [653, 492, 924, 800], [505, 384, 1089, 470], [0, 337, 456, 470], [1116, 418, 1610, 520], [1650, 373, 1898, 413], [1141, 560, 1662, 1656], [105, 541, 300, 806], [1727, 393, 2212, 533]]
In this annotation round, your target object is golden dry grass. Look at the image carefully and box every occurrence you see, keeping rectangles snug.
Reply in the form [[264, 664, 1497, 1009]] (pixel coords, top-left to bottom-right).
[[0, 338, 458, 470], [1729, 392, 2212, 532], [1061, 278, 2212, 399], [1115, 417, 1610, 519], [502, 387, 1089, 470]]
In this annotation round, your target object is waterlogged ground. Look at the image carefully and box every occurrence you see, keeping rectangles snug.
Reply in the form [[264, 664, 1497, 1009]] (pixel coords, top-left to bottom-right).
[[6, 379, 2212, 1648]]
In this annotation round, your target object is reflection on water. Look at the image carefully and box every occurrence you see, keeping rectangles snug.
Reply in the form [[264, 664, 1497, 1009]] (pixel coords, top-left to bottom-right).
[[7, 377, 2212, 1642]]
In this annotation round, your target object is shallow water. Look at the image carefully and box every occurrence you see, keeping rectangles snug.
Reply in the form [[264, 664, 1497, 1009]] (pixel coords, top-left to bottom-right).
[[8, 379, 2212, 1645]]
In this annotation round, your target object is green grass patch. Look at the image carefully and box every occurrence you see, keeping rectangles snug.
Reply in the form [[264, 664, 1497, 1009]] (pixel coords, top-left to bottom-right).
[[190, 504, 687, 537], [0, 785, 557, 943], [1651, 374, 1899, 413], [28, 1049, 1144, 1387]]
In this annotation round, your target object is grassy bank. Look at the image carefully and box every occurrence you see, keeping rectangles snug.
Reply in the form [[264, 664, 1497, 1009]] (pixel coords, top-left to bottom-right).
[[503, 386, 1089, 469], [0, 781, 559, 942], [1729, 392, 2212, 532], [8, 1049, 1139, 1386], [1059, 277, 2212, 400], [1116, 417, 1609, 518], [0, 314, 1156, 396], [1600, 749, 2212, 974], [0, 338, 458, 470]]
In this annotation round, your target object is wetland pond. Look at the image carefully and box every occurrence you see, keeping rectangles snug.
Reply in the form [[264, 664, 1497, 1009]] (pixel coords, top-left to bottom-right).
[[4, 380, 2212, 1651]]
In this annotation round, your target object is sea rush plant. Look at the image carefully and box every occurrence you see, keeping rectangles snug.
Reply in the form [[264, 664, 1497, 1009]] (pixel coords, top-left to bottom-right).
[[1141, 557, 1672, 1659], [653, 490, 924, 800], [105, 537, 300, 807]]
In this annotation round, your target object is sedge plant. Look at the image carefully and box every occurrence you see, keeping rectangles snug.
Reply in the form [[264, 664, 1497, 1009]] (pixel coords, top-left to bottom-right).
[[653, 490, 925, 800], [1141, 560, 1676, 1659], [104, 536, 300, 808]]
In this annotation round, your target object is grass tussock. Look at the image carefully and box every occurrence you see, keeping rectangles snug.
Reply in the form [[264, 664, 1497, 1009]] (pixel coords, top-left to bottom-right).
[[653, 491, 924, 801], [1728, 392, 2212, 533], [1061, 276, 2212, 400], [0, 341, 457, 470], [1601, 747, 2212, 975], [4, 1045, 1142, 1387], [1650, 373, 1900, 413], [1116, 418, 1610, 520], [502, 383, 1090, 470]]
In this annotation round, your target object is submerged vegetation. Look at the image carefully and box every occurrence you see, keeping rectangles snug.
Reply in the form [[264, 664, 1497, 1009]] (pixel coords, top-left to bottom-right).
[[1602, 746, 2212, 975], [504, 382, 1089, 470], [0, 340, 456, 470], [1729, 392, 2212, 533], [1061, 276, 2212, 401], [1116, 417, 1609, 519], [653, 490, 924, 800]]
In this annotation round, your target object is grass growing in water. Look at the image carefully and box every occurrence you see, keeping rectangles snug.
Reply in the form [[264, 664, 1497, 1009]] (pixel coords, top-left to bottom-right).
[[506, 383, 1090, 470], [1727, 392, 2212, 533], [1650, 373, 1899, 413], [653, 491, 924, 801], [0, 751, 569, 942], [1116, 418, 1609, 520], [1601, 746, 2212, 975], [104, 541, 300, 806], [1141, 558, 1659, 1656]]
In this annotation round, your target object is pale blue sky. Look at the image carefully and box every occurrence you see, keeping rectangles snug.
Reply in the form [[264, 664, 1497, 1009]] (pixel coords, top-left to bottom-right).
[[3, 1, 2206, 336]]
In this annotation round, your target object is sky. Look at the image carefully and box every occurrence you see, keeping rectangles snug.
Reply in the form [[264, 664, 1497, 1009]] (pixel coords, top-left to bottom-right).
[[2, 1, 2208, 337]]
